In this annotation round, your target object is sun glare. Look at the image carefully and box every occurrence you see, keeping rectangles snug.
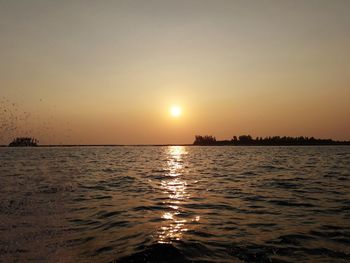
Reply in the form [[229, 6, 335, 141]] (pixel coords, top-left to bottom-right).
[[170, 106, 182, 117]]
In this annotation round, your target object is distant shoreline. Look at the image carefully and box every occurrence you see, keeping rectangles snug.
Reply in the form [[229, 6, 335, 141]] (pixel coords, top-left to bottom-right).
[[193, 135, 350, 146], [1, 135, 350, 147], [1, 144, 350, 147]]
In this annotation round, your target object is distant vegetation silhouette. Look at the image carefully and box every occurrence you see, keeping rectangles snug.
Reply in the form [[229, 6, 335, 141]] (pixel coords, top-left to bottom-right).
[[9, 137, 39, 147], [193, 135, 350, 146]]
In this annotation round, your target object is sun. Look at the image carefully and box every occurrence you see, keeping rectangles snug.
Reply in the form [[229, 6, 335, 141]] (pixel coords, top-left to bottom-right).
[[170, 105, 182, 117]]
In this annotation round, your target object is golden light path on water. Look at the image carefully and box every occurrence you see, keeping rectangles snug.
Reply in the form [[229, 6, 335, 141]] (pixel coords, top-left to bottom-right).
[[157, 146, 200, 243]]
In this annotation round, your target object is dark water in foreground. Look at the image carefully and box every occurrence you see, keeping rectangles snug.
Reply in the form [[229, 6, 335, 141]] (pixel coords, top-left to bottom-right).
[[1, 146, 350, 263]]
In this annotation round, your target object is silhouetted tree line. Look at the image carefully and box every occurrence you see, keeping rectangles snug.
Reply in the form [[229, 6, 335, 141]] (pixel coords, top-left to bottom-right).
[[193, 135, 350, 146], [9, 137, 39, 147], [194, 135, 217, 145]]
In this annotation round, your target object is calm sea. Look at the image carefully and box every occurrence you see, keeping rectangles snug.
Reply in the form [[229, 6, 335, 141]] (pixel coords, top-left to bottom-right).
[[1, 146, 350, 262]]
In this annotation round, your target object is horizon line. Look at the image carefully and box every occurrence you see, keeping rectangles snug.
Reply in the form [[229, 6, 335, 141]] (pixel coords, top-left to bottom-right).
[[1, 144, 350, 148]]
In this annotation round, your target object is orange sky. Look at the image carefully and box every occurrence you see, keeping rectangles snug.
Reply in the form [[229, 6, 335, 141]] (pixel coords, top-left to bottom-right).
[[1, 1, 350, 144]]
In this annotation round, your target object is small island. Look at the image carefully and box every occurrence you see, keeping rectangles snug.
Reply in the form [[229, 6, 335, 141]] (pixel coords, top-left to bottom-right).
[[193, 135, 350, 146], [9, 137, 39, 147]]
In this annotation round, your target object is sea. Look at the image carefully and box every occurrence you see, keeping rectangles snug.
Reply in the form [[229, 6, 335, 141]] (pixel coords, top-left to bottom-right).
[[0, 146, 350, 262]]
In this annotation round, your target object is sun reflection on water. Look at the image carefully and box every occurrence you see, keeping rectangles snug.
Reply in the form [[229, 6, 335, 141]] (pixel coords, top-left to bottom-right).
[[157, 146, 193, 243]]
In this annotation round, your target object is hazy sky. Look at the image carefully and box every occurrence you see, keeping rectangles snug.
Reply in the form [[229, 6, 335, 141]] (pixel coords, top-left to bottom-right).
[[1, 0, 350, 144]]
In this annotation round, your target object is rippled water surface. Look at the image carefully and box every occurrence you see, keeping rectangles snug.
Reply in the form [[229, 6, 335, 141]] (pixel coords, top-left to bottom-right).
[[1, 146, 350, 262]]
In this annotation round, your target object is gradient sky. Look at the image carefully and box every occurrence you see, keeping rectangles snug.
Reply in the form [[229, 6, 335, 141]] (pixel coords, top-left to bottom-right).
[[1, 0, 350, 144]]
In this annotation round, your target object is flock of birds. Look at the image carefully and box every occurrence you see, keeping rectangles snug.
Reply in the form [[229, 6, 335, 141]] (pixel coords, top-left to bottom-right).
[[0, 97, 72, 145], [0, 97, 29, 144]]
